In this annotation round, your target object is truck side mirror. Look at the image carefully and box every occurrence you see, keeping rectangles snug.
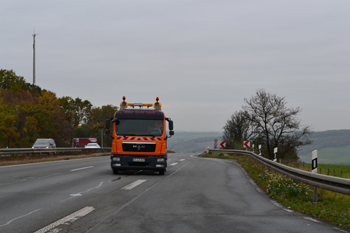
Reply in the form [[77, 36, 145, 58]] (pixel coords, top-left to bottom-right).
[[105, 129, 110, 135], [169, 130, 174, 136], [168, 120, 173, 131]]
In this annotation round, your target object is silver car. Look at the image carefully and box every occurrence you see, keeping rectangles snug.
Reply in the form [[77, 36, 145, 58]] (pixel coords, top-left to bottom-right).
[[84, 143, 100, 148], [32, 138, 56, 149]]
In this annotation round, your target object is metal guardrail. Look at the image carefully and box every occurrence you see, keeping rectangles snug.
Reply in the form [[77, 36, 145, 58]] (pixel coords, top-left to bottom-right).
[[208, 149, 350, 196], [0, 147, 112, 155]]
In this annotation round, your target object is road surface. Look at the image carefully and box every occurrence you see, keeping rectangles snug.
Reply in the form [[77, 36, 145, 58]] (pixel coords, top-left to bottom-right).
[[0, 153, 347, 233]]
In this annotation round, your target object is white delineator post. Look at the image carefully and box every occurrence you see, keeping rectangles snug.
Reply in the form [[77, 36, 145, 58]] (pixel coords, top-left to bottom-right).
[[273, 147, 277, 162], [259, 145, 262, 156], [312, 150, 318, 173], [312, 150, 318, 202]]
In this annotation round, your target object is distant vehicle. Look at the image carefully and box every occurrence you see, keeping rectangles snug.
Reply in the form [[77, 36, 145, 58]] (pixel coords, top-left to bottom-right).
[[73, 138, 98, 148], [84, 143, 100, 148], [32, 138, 56, 149]]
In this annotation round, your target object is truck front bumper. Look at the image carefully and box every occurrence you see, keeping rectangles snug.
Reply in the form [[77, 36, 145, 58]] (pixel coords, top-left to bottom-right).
[[110, 154, 167, 171]]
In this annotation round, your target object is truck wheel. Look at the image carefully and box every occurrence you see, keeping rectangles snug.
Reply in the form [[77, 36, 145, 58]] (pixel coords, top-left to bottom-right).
[[159, 170, 165, 175], [113, 169, 119, 174]]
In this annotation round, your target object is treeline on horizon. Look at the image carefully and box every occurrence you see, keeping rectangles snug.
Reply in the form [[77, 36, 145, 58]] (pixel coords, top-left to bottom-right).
[[0, 69, 117, 148]]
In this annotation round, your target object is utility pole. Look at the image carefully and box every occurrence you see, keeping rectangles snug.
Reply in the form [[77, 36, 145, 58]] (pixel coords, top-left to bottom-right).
[[32, 32, 36, 85]]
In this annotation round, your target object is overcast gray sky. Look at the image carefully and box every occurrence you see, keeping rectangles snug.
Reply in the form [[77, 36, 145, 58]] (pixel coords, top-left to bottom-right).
[[1, 0, 349, 132]]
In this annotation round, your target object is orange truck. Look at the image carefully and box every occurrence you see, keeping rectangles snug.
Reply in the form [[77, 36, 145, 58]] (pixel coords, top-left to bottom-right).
[[105, 96, 174, 175]]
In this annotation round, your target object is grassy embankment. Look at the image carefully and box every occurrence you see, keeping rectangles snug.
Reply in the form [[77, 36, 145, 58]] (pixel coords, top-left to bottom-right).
[[199, 152, 350, 230]]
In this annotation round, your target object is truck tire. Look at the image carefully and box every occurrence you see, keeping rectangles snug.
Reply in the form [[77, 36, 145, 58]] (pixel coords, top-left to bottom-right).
[[112, 168, 119, 174], [159, 170, 165, 175]]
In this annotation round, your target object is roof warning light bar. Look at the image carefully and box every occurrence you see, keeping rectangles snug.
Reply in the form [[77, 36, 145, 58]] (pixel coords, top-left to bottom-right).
[[120, 96, 162, 110]]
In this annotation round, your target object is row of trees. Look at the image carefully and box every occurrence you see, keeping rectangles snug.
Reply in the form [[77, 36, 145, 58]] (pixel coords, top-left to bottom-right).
[[222, 89, 312, 161], [0, 69, 117, 148]]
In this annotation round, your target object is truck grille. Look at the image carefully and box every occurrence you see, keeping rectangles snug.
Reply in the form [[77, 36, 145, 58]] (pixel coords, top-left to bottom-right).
[[122, 143, 156, 152]]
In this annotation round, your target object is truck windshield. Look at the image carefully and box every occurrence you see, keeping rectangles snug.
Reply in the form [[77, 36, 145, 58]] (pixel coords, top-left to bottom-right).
[[115, 119, 163, 136]]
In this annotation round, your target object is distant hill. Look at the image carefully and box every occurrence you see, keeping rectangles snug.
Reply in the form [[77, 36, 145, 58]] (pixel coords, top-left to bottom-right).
[[168, 131, 222, 153], [298, 130, 350, 164]]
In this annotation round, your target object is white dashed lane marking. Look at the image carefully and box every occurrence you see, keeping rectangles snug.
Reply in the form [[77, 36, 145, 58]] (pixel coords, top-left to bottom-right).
[[70, 166, 93, 172], [121, 180, 147, 190], [34, 206, 95, 233]]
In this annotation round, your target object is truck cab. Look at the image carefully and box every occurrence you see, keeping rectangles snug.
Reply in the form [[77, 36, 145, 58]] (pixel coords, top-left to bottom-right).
[[106, 96, 174, 175]]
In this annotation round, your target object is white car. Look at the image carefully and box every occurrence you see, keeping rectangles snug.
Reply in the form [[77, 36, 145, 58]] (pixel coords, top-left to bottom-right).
[[85, 143, 100, 148]]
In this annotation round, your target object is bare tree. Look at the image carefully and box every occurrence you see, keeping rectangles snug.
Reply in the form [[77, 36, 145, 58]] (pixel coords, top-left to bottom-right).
[[222, 110, 254, 147], [243, 89, 311, 160]]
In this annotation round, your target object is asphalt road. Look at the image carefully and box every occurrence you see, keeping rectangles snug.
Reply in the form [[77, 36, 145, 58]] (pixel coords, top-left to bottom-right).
[[0, 153, 347, 233]]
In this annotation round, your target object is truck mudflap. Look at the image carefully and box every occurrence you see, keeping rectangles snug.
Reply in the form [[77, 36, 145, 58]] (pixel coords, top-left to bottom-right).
[[110, 154, 167, 174]]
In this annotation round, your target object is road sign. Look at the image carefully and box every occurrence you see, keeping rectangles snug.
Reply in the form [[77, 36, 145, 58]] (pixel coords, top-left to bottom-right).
[[220, 141, 226, 148], [214, 142, 218, 146], [99, 130, 105, 136], [214, 139, 218, 143], [243, 141, 250, 148]]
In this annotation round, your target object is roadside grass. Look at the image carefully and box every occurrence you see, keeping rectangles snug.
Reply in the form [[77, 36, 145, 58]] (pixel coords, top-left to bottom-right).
[[314, 164, 350, 179], [199, 152, 350, 229], [0, 152, 107, 166]]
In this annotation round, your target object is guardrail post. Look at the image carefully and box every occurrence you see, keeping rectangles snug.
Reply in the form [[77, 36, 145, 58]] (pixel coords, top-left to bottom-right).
[[313, 186, 318, 203], [312, 150, 318, 203]]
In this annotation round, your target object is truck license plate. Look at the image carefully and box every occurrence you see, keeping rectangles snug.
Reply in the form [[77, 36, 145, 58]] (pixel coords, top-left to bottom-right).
[[132, 158, 145, 162]]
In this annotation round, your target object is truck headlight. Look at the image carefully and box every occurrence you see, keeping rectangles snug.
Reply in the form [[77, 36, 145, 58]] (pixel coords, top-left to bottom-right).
[[112, 157, 120, 162], [157, 158, 165, 162]]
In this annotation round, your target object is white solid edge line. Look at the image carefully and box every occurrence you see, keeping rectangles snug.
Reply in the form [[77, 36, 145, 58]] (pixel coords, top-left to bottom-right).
[[34, 206, 95, 233], [333, 227, 349, 233], [70, 166, 93, 172], [121, 180, 147, 190], [304, 217, 321, 223]]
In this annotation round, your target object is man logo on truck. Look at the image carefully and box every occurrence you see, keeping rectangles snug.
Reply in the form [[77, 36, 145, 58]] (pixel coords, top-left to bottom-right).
[[105, 96, 174, 175], [133, 144, 146, 150]]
